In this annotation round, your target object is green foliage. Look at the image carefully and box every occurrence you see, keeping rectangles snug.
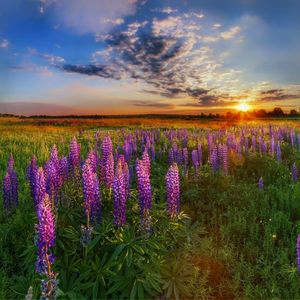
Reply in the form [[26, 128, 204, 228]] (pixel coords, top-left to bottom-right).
[[1, 121, 300, 299]]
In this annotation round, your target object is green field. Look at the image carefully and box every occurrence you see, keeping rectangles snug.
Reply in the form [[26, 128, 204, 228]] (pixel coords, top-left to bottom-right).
[[1, 117, 300, 299]]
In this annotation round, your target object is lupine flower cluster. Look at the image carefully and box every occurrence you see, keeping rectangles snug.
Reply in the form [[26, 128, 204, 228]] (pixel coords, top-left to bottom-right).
[[68, 137, 81, 180], [35, 168, 46, 211], [166, 163, 180, 217], [113, 159, 127, 227], [297, 234, 300, 273], [82, 159, 101, 226], [2, 154, 18, 213], [191, 149, 199, 172], [101, 136, 114, 188], [292, 162, 298, 183], [27, 155, 38, 199], [136, 158, 152, 233], [258, 177, 264, 189], [36, 193, 58, 299]]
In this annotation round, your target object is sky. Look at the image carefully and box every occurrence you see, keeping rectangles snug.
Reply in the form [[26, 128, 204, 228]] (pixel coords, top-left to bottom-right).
[[0, 0, 300, 115]]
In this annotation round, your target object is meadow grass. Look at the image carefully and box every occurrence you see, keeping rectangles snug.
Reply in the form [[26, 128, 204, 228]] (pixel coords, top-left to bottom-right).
[[0, 117, 300, 299]]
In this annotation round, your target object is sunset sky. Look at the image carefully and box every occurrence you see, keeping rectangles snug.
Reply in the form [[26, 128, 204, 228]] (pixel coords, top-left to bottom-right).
[[0, 0, 300, 115]]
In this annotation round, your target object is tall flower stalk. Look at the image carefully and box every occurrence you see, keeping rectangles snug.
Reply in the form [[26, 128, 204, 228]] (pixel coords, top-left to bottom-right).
[[297, 234, 300, 273], [82, 160, 101, 227], [136, 159, 152, 234], [36, 193, 58, 299], [113, 160, 126, 227], [81, 159, 101, 247], [258, 177, 264, 189], [292, 162, 298, 183], [166, 163, 180, 217], [2, 155, 18, 214], [68, 137, 81, 181]]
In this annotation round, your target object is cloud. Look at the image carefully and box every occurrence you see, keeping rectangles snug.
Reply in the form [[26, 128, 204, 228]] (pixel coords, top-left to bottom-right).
[[152, 16, 181, 36], [212, 23, 222, 29], [61, 64, 120, 79], [220, 26, 241, 39], [258, 88, 300, 102], [10, 64, 53, 76], [50, 0, 138, 34], [28, 48, 65, 64], [131, 100, 175, 109], [58, 15, 242, 107], [151, 7, 178, 14], [0, 38, 10, 49]]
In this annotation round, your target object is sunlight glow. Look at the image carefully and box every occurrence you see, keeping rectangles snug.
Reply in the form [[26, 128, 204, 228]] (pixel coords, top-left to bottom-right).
[[236, 102, 251, 112]]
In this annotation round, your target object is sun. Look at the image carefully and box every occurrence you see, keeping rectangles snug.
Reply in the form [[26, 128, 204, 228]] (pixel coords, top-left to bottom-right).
[[236, 102, 251, 112]]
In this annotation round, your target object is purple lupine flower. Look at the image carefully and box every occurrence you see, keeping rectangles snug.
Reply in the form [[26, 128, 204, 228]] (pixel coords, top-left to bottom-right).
[[7, 154, 14, 173], [252, 135, 256, 152], [35, 168, 46, 213], [136, 159, 152, 233], [44, 160, 60, 208], [197, 144, 202, 167], [244, 136, 249, 155], [2, 156, 19, 213], [166, 163, 180, 218], [142, 150, 151, 176], [2, 173, 11, 213], [297, 234, 300, 273], [292, 162, 298, 183], [168, 148, 174, 165], [100, 136, 113, 183], [50, 145, 60, 170], [291, 129, 296, 147], [177, 148, 183, 165], [87, 149, 99, 174], [191, 149, 199, 172], [222, 144, 228, 176], [105, 153, 114, 188], [59, 156, 68, 186], [258, 177, 264, 189], [276, 143, 282, 162], [182, 148, 188, 166], [36, 193, 58, 299], [113, 161, 127, 227], [123, 162, 130, 200], [82, 160, 101, 225], [36, 193, 56, 274], [210, 146, 218, 173], [68, 137, 81, 179], [151, 144, 156, 161], [270, 137, 275, 156], [27, 156, 38, 199], [102, 136, 113, 161]]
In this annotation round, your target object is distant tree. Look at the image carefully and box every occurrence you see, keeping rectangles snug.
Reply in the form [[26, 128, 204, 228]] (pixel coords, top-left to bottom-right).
[[290, 109, 299, 116], [271, 107, 284, 117], [225, 112, 234, 119], [255, 109, 268, 118]]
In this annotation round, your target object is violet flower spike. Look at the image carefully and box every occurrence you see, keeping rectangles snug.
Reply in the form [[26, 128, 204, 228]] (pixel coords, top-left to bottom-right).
[[166, 163, 180, 218], [258, 177, 264, 189], [113, 161, 127, 227], [292, 162, 298, 183], [35, 193, 58, 299]]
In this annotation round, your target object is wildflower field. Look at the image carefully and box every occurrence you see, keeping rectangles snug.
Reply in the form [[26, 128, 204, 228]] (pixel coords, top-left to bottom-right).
[[1, 117, 300, 299]]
